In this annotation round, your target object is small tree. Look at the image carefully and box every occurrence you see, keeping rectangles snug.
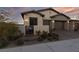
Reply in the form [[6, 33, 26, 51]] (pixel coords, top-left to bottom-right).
[[0, 9, 10, 22], [0, 22, 22, 41], [0, 9, 24, 48]]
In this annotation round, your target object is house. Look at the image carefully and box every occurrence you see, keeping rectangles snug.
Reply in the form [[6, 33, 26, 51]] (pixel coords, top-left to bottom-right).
[[21, 8, 79, 35]]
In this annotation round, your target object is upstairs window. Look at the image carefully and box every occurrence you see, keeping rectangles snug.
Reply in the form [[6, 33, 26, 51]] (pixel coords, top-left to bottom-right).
[[29, 17, 37, 25]]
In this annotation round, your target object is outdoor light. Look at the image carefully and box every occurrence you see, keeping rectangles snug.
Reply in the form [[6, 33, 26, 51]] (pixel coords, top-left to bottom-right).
[[52, 20, 55, 23], [67, 21, 69, 23], [73, 21, 75, 28], [24, 20, 28, 21]]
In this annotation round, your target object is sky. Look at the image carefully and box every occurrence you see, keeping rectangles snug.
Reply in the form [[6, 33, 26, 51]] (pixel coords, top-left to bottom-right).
[[54, 7, 79, 19], [0, 7, 79, 24]]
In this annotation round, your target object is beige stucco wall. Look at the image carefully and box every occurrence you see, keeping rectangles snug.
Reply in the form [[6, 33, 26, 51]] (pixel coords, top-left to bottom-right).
[[40, 10, 57, 20], [64, 21, 68, 31], [23, 13, 49, 35], [34, 25, 49, 34], [69, 21, 76, 31], [52, 15, 69, 21], [69, 21, 73, 31]]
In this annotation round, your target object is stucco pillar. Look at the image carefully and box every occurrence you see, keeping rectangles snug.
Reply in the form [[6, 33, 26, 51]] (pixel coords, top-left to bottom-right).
[[66, 20, 70, 31], [51, 20, 55, 30], [72, 21, 75, 31]]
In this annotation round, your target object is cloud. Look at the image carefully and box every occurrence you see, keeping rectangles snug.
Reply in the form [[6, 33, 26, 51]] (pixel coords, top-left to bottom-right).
[[54, 7, 79, 15], [0, 7, 31, 16], [54, 7, 75, 13], [0, 7, 79, 20]]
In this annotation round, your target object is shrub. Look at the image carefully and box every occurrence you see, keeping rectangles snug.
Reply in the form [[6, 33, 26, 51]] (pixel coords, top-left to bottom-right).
[[0, 38, 9, 49], [0, 22, 23, 41], [41, 31, 48, 39], [52, 33, 59, 40], [37, 37, 44, 42], [37, 31, 59, 42], [74, 29, 78, 31], [47, 33, 59, 41], [47, 37, 53, 41], [15, 38, 24, 46], [36, 30, 41, 36], [37, 31, 48, 42]]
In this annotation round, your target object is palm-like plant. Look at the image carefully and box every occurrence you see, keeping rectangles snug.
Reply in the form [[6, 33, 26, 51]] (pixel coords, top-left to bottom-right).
[[0, 9, 10, 22]]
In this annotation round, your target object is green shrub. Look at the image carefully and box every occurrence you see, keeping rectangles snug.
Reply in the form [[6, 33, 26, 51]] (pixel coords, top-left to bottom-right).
[[15, 38, 24, 46], [37, 36, 45, 42], [0, 22, 23, 41], [37, 31, 48, 42], [47, 37, 53, 41], [37, 31, 59, 42], [0, 38, 9, 49], [74, 29, 78, 31], [53, 33, 59, 40], [47, 33, 59, 41], [41, 31, 48, 39], [36, 30, 41, 36]]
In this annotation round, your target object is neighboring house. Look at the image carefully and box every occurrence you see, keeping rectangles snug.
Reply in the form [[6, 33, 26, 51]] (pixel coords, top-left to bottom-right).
[[21, 8, 79, 35]]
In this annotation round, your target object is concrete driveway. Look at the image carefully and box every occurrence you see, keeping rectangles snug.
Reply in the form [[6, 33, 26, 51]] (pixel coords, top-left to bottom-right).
[[0, 38, 79, 52], [54, 31, 79, 40]]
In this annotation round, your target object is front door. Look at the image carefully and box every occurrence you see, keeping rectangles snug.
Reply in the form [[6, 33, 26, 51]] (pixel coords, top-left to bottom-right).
[[28, 25, 34, 34], [25, 26, 34, 34], [29, 17, 37, 34]]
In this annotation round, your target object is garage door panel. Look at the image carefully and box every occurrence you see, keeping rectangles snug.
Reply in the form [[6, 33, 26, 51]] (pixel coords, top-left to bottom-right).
[[55, 22, 65, 30]]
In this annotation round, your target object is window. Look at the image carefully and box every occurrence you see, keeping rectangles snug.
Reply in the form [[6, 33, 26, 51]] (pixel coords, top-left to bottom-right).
[[29, 17, 37, 25], [43, 20, 51, 25]]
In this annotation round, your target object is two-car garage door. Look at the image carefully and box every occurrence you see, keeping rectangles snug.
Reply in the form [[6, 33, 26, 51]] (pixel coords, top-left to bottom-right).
[[55, 21, 65, 31]]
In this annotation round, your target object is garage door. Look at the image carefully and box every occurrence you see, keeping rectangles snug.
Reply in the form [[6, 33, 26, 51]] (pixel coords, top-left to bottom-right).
[[55, 21, 65, 30]]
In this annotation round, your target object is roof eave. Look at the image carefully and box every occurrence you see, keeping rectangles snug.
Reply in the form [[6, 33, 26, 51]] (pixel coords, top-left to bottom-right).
[[21, 10, 44, 18], [50, 13, 70, 19], [37, 8, 60, 14]]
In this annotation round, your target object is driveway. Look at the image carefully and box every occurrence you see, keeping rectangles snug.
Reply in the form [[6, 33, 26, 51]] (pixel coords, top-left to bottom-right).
[[53, 31, 79, 40]]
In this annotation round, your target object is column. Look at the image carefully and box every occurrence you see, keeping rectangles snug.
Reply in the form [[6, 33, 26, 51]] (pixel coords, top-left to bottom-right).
[[72, 21, 75, 31], [51, 20, 55, 30], [66, 20, 70, 31]]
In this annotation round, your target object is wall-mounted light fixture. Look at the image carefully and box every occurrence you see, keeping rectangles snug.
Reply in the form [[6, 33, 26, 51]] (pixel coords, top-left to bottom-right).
[[52, 20, 55, 23]]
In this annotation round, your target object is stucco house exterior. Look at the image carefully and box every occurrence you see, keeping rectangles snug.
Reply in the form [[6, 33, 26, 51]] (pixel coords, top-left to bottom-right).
[[21, 8, 79, 35]]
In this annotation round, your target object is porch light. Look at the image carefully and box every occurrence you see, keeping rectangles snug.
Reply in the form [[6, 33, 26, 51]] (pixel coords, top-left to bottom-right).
[[67, 20, 69, 23], [52, 20, 55, 23], [24, 20, 28, 22], [73, 22, 75, 29]]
